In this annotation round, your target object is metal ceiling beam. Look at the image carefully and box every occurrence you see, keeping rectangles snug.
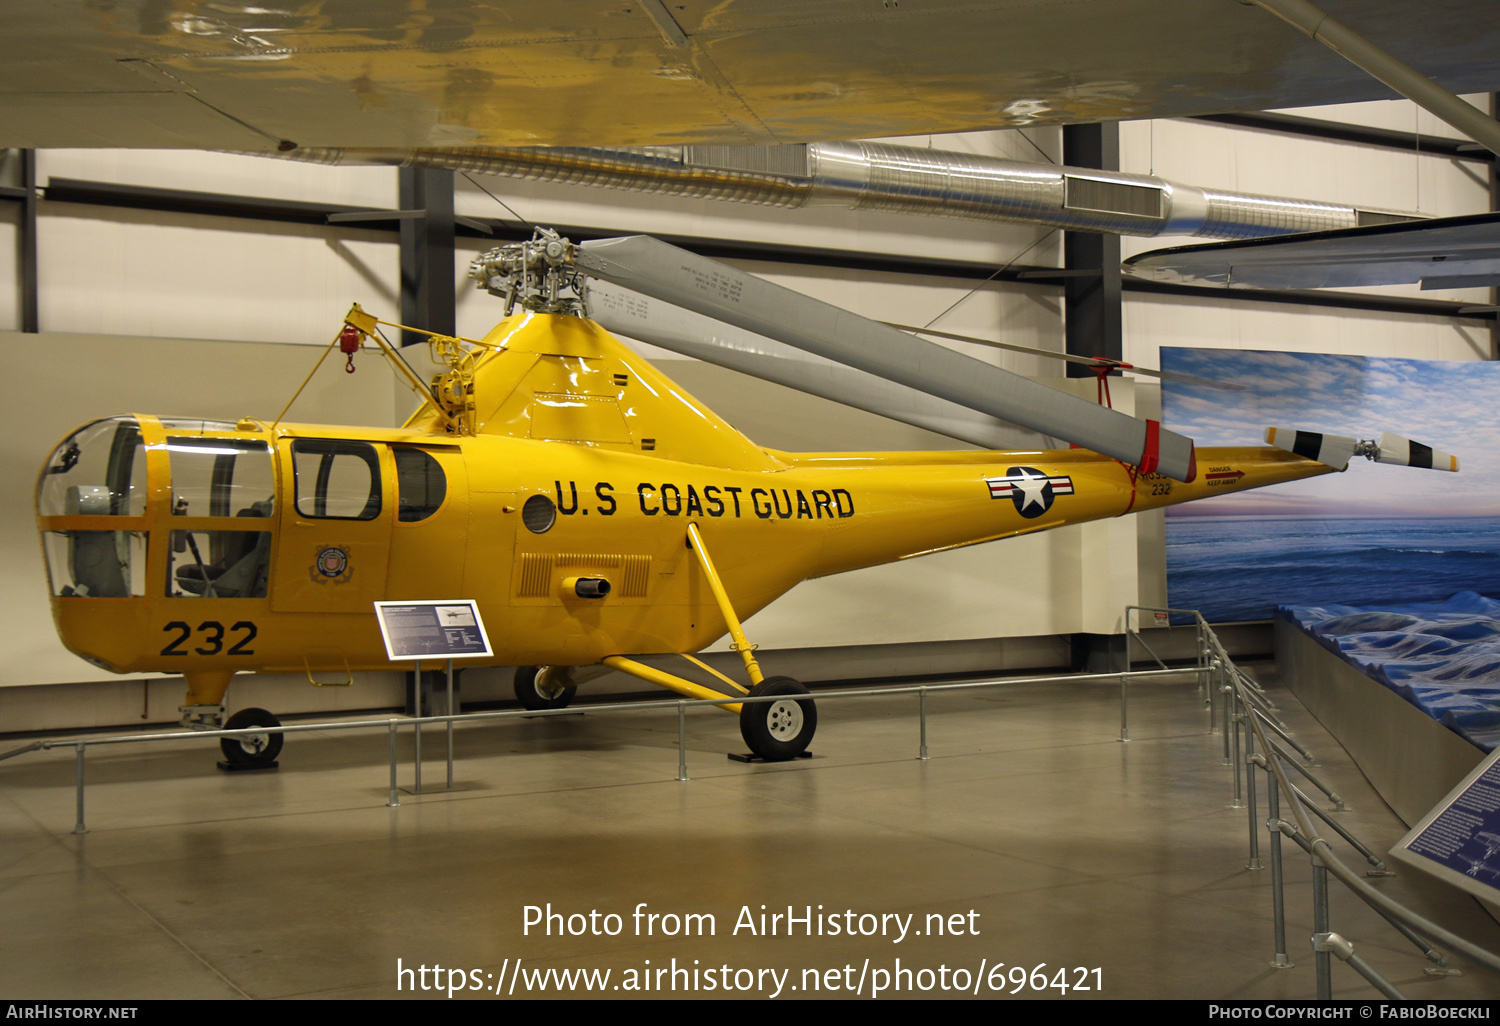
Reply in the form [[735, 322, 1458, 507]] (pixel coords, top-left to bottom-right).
[[33, 176, 1499, 325], [1187, 112, 1488, 161]]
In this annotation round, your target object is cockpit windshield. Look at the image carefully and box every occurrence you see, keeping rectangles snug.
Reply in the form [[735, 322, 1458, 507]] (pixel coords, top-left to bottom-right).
[[37, 416, 146, 517], [37, 417, 148, 598]]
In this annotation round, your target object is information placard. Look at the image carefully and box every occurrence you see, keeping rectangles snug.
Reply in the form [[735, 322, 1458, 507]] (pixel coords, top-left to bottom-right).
[[1391, 746, 1500, 902], [374, 600, 493, 661]]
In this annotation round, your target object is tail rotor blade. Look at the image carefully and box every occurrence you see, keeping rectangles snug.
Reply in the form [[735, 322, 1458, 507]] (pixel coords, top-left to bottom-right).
[[1265, 427, 1357, 469], [1375, 431, 1460, 472]]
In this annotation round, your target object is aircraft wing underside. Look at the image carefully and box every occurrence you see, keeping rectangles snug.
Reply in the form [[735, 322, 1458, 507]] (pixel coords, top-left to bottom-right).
[[4, 0, 1500, 150], [1123, 212, 1500, 291]]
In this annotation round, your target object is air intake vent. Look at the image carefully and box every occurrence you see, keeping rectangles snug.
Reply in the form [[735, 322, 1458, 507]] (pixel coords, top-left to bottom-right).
[[1357, 209, 1424, 228], [556, 553, 623, 569], [517, 554, 552, 597], [1063, 176, 1163, 218], [621, 555, 650, 598], [683, 145, 812, 178]]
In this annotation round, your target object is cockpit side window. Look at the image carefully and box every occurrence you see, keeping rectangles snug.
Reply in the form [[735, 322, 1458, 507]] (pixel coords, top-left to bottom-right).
[[165, 437, 275, 519], [394, 448, 447, 523], [292, 439, 382, 520]]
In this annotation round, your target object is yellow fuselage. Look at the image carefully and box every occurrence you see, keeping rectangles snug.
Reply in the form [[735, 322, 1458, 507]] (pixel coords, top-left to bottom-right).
[[36, 312, 1333, 698]]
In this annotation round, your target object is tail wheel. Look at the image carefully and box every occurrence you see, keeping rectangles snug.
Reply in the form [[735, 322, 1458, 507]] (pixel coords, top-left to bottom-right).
[[739, 676, 817, 761], [514, 666, 577, 711], [220, 707, 283, 767]]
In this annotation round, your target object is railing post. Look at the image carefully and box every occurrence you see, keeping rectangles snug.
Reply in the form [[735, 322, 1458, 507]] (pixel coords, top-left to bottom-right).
[[1119, 671, 1130, 742], [1229, 690, 1245, 806], [1209, 657, 1223, 734], [446, 658, 455, 790], [919, 688, 930, 761], [677, 702, 689, 782], [1198, 623, 1209, 703], [413, 716, 423, 795], [387, 721, 401, 808], [1313, 851, 1333, 999], [1268, 784, 1293, 968], [1245, 710, 1262, 869], [72, 743, 87, 836]]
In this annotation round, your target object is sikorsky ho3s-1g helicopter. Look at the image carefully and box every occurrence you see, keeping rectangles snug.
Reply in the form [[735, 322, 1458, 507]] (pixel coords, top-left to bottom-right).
[[35, 231, 1458, 767]]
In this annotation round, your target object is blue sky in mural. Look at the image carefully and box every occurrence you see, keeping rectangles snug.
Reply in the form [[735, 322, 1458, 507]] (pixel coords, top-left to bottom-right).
[[1160, 348, 1500, 620]]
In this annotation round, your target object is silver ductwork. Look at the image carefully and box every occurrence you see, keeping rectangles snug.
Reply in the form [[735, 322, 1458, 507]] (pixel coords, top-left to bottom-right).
[[266, 141, 1415, 240]]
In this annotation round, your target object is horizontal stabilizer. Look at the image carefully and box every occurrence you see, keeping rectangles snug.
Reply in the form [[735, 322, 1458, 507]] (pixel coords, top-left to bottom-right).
[[1375, 431, 1459, 472], [1264, 427, 1356, 470]]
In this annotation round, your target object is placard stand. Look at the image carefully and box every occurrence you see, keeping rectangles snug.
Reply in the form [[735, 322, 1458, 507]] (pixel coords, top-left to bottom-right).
[[373, 600, 493, 795]]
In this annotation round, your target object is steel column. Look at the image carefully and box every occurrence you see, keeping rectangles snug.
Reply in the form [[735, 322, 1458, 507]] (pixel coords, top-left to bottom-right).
[[398, 167, 456, 348], [21, 149, 37, 333], [1061, 123, 1123, 374]]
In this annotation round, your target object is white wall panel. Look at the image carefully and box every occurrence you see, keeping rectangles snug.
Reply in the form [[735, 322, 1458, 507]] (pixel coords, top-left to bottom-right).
[[38, 204, 396, 343], [1277, 94, 1492, 135], [1124, 292, 1491, 375], [0, 204, 16, 331]]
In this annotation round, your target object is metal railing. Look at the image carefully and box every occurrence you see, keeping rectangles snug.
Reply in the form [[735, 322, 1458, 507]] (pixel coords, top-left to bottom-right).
[[1130, 604, 1500, 998], [11, 608, 1492, 997], [1, 664, 1200, 837]]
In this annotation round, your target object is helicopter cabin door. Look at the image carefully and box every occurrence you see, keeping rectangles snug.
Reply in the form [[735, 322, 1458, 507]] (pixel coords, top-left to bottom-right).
[[271, 438, 393, 613]]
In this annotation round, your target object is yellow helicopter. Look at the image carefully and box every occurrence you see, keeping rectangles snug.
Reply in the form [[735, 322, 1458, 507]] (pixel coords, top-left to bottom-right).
[[33, 231, 1458, 767]]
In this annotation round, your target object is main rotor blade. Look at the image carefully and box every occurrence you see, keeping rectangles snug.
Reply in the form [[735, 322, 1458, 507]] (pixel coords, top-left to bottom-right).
[[882, 322, 1248, 391], [588, 280, 1058, 451], [575, 235, 1198, 480]]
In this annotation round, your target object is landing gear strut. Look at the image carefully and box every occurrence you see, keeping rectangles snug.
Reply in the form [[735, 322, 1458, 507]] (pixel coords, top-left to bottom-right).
[[603, 523, 819, 762]]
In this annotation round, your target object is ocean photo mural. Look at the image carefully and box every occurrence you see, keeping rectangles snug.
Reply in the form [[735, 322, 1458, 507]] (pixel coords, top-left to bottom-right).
[[1159, 348, 1500, 623]]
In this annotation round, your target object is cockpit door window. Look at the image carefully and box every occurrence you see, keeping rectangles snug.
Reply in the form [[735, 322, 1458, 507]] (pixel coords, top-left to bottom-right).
[[292, 440, 382, 520]]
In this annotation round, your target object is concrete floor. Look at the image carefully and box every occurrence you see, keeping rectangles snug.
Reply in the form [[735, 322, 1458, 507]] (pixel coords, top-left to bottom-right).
[[2, 666, 1498, 1001]]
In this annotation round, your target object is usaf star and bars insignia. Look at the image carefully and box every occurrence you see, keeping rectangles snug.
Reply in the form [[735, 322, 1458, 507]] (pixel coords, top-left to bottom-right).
[[985, 467, 1074, 519]]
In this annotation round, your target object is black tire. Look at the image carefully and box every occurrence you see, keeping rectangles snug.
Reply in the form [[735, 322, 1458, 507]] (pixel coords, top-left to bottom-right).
[[739, 676, 817, 761], [514, 666, 577, 711], [220, 707, 283, 766]]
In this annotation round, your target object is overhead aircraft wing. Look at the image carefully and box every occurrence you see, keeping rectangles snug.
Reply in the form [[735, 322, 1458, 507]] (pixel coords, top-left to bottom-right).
[[3, 1, 1500, 150], [1122, 212, 1500, 290]]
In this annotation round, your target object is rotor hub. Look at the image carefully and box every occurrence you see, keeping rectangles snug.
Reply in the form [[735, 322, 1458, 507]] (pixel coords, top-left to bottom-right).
[[469, 229, 588, 316]]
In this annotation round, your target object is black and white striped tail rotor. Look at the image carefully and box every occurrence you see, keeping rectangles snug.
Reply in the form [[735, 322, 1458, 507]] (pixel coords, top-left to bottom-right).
[[1372, 431, 1460, 472], [1264, 427, 1357, 470], [1265, 427, 1458, 472]]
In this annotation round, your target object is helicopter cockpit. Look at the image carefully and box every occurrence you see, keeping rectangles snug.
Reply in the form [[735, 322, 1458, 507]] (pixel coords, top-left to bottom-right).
[[38, 416, 276, 603]]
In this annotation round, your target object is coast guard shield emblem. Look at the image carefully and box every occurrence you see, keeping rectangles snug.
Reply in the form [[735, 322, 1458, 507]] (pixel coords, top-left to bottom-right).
[[985, 467, 1074, 519], [310, 545, 353, 584]]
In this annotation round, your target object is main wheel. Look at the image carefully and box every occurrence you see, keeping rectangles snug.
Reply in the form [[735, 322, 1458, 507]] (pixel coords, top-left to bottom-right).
[[514, 665, 577, 711], [739, 676, 817, 761], [220, 707, 283, 766]]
